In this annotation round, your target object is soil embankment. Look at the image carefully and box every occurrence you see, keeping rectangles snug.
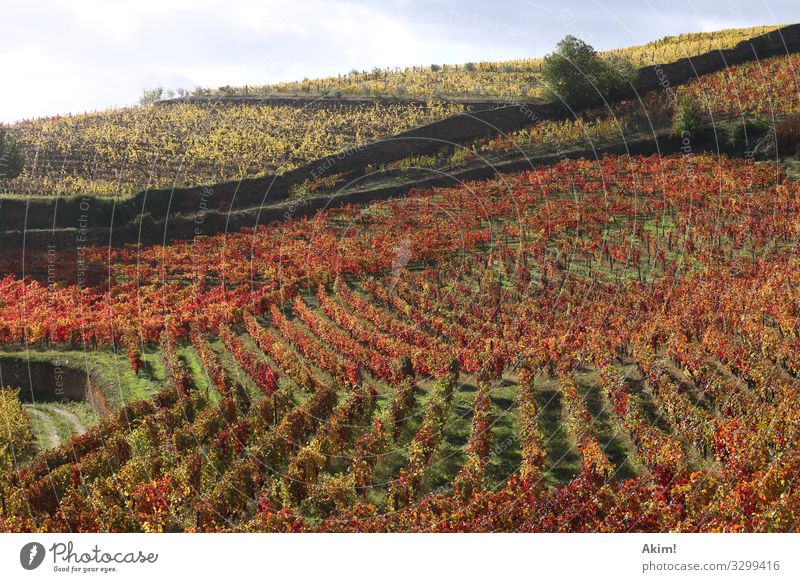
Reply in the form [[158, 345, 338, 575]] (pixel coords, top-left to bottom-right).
[[0, 357, 111, 416]]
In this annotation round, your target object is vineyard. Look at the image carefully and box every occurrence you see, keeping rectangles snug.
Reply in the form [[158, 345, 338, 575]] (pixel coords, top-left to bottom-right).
[[1, 18, 799, 535], [326, 51, 800, 190], [3, 152, 800, 531], [215, 25, 781, 99], [481, 51, 800, 153], [3, 100, 463, 197], [4, 48, 797, 203]]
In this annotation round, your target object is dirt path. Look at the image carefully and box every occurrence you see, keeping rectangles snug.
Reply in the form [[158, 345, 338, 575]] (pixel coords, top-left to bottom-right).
[[48, 406, 86, 436], [25, 407, 60, 450]]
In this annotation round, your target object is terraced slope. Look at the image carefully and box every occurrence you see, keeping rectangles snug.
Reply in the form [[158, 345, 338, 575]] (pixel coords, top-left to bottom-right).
[[218, 25, 784, 100], [3, 154, 800, 532]]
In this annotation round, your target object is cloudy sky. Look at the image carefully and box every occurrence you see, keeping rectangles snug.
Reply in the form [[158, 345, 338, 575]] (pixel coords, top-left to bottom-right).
[[1, 0, 796, 122]]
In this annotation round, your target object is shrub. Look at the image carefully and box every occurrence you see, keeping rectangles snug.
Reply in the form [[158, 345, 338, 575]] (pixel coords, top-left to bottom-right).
[[672, 94, 704, 140], [0, 129, 24, 182], [727, 118, 769, 149], [0, 388, 34, 472], [541, 35, 634, 109], [775, 115, 800, 157]]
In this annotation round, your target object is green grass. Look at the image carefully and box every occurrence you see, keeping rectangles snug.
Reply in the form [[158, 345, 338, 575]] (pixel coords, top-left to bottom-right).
[[83, 349, 162, 407], [24, 406, 59, 451], [427, 378, 472, 490], [210, 338, 264, 405], [574, 369, 641, 480], [52, 400, 98, 431], [0, 348, 162, 410], [367, 383, 428, 507], [533, 375, 582, 486], [32, 404, 75, 442], [24, 400, 98, 452], [486, 377, 523, 490], [178, 345, 220, 404]]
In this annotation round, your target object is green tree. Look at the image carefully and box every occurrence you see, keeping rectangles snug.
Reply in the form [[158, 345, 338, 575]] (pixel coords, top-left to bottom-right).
[[541, 35, 634, 109], [0, 128, 24, 182], [138, 86, 164, 106], [672, 93, 704, 139]]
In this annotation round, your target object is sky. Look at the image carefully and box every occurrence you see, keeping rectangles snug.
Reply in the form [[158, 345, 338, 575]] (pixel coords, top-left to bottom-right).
[[1, 0, 797, 123]]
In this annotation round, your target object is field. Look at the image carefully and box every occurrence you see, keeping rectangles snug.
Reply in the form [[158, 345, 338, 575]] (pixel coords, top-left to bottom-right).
[[2, 153, 800, 531], [1, 23, 800, 533], [2, 24, 791, 201], [5, 49, 797, 201], [4, 100, 463, 197], [214, 25, 781, 99], [301, 50, 799, 198]]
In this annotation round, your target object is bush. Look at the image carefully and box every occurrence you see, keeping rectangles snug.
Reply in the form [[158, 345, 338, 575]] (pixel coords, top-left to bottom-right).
[[0, 129, 24, 182], [727, 118, 769, 149], [672, 94, 704, 140], [0, 388, 34, 471], [541, 35, 634, 109], [775, 115, 800, 157]]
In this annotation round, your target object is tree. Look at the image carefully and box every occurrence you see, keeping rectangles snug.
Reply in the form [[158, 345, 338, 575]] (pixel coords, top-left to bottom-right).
[[672, 93, 704, 140], [0, 128, 24, 182], [139, 86, 164, 106], [541, 35, 634, 109]]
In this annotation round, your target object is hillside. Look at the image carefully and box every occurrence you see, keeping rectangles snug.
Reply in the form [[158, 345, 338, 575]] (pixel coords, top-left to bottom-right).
[[2, 22, 800, 535], [1, 24, 789, 201], [212, 25, 781, 99], [5, 101, 463, 198], [3, 153, 800, 531], [0, 27, 795, 253]]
